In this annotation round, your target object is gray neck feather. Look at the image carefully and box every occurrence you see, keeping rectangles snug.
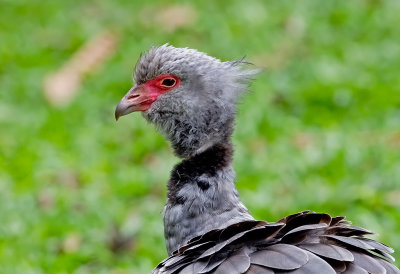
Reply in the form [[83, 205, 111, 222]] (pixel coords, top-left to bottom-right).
[[144, 96, 235, 159], [163, 143, 254, 254]]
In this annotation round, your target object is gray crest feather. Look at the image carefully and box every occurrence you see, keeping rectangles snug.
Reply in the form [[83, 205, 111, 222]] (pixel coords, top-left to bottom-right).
[[134, 44, 260, 99]]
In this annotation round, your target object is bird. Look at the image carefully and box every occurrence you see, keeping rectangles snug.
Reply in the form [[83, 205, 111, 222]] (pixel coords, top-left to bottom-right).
[[115, 45, 399, 273]]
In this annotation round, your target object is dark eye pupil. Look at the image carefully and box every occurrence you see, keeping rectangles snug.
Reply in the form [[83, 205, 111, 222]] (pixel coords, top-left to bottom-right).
[[161, 78, 176, 87]]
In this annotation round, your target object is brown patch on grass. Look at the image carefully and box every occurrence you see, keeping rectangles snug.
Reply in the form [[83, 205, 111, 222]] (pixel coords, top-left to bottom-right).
[[387, 190, 400, 206], [61, 233, 82, 253], [108, 224, 135, 254], [37, 190, 54, 209], [43, 31, 118, 107], [292, 132, 315, 150], [140, 4, 197, 32], [388, 132, 400, 148], [250, 42, 296, 70]]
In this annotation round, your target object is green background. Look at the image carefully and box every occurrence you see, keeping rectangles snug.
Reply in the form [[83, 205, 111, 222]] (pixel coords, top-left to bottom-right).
[[1, 0, 399, 273]]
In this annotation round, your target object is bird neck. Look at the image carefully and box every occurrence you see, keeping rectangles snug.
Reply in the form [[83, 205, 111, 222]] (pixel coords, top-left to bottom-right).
[[163, 142, 254, 254], [144, 102, 235, 159]]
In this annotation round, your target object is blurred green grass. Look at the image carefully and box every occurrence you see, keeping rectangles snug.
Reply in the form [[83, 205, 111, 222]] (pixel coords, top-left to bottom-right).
[[1, 0, 399, 273]]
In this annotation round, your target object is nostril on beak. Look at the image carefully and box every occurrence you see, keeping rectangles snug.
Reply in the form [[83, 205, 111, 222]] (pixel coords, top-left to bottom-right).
[[127, 94, 140, 100]]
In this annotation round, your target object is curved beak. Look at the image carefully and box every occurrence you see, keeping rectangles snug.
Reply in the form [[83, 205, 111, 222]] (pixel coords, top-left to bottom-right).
[[115, 85, 154, 120]]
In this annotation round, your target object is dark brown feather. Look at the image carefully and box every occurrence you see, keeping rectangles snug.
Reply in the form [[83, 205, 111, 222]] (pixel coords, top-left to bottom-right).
[[213, 249, 250, 274], [326, 259, 347, 272], [250, 244, 308, 270], [352, 251, 386, 274], [298, 243, 354, 262], [344, 263, 369, 274], [198, 252, 230, 274], [278, 251, 336, 274], [245, 265, 274, 274], [378, 258, 400, 274]]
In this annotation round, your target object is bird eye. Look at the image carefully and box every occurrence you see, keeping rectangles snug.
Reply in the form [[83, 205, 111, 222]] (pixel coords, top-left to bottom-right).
[[161, 78, 176, 87]]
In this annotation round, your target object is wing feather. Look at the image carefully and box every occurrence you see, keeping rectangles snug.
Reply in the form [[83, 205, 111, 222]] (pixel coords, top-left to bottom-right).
[[213, 249, 251, 274], [277, 251, 336, 274], [250, 244, 308, 270], [151, 212, 400, 274], [352, 252, 386, 274], [299, 243, 354, 262]]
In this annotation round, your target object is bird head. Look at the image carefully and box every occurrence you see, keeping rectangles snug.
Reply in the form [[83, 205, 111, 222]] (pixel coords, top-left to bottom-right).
[[115, 44, 259, 158]]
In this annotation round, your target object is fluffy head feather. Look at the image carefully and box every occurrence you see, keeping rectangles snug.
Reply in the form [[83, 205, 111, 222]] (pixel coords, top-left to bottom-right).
[[133, 44, 260, 158]]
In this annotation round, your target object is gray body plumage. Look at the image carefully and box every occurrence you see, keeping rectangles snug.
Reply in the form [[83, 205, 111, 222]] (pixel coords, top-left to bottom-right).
[[119, 45, 399, 273], [163, 165, 254, 254]]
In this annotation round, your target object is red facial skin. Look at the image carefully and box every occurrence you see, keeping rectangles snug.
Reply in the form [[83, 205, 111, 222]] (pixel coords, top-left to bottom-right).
[[141, 74, 181, 110], [115, 74, 181, 120], [146, 74, 181, 94]]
